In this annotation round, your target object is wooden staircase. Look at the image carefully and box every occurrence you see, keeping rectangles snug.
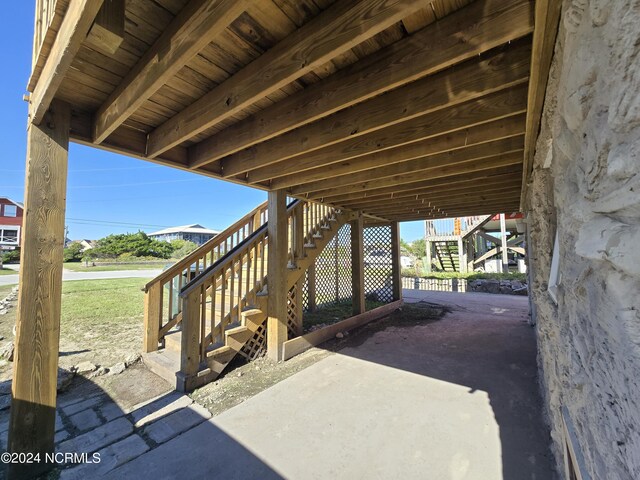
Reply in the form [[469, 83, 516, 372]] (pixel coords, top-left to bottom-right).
[[433, 240, 460, 272], [143, 200, 354, 391]]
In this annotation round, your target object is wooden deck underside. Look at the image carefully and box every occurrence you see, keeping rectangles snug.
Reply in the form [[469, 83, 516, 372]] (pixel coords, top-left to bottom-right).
[[26, 0, 560, 221]]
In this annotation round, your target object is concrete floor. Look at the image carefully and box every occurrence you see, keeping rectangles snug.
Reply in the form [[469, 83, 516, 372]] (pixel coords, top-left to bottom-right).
[[108, 290, 554, 480]]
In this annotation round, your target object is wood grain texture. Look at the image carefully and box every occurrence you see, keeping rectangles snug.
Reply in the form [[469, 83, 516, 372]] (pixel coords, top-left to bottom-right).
[[391, 222, 402, 301], [219, 43, 531, 180], [267, 190, 288, 361], [85, 0, 125, 55], [191, 0, 534, 170], [147, 0, 427, 157], [350, 214, 365, 315], [520, 0, 562, 208], [93, 0, 250, 143], [8, 101, 70, 476], [29, 0, 104, 124]]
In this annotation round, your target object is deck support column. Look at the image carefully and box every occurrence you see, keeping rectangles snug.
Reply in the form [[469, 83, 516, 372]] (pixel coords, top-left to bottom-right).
[[8, 100, 70, 479], [457, 237, 465, 273], [267, 190, 288, 361], [500, 213, 509, 273], [391, 222, 402, 302], [350, 213, 365, 315]]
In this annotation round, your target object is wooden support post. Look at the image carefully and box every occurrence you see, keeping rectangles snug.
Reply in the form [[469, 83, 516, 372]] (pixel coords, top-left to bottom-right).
[[294, 204, 304, 264], [85, 0, 125, 55], [308, 264, 317, 312], [500, 213, 509, 273], [351, 214, 365, 315], [8, 100, 70, 479], [424, 221, 432, 273], [457, 237, 465, 273], [267, 190, 288, 361], [294, 277, 304, 336], [143, 281, 162, 353], [391, 222, 402, 301], [177, 289, 201, 392]]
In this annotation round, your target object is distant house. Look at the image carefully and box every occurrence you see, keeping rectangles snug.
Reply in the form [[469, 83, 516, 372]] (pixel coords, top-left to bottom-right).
[[0, 197, 24, 250], [72, 239, 97, 251], [148, 224, 220, 246]]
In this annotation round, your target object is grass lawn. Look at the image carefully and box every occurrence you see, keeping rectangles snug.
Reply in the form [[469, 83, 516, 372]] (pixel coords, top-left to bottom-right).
[[0, 278, 151, 381], [63, 262, 167, 272], [0, 268, 16, 276]]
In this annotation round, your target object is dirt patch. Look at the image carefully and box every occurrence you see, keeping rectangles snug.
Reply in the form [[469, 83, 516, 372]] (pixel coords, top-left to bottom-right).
[[192, 302, 447, 416]]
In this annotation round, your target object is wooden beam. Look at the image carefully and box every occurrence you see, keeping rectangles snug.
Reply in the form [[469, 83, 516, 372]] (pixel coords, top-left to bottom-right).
[[29, 0, 104, 124], [266, 111, 527, 188], [325, 169, 523, 204], [342, 183, 523, 209], [219, 46, 531, 179], [323, 165, 523, 204], [350, 214, 365, 315], [267, 190, 288, 362], [85, 0, 125, 55], [147, 0, 427, 157], [292, 136, 525, 195], [391, 222, 402, 301], [190, 0, 535, 169], [8, 100, 71, 479], [282, 301, 402, 360], [520, 0, 561, 208], [93, 0, 249, 144]]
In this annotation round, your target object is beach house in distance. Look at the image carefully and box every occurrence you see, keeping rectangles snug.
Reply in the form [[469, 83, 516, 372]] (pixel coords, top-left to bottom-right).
[[0, 197, 23, 251], [148, 224, 220, 246]]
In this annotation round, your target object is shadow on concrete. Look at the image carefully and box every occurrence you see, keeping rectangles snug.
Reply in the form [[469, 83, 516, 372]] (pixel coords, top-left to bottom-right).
[[327, 291, 554, 479], [0, 374, 283, 480]]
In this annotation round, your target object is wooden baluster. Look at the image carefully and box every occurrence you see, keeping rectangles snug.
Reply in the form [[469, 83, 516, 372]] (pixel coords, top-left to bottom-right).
[[220, 267, 226, 341], [229, 260, 235, 324], [178, 270, 183, 314], [200, 283, 207, 358], [168, 279, 174, 323], [211, 273, 217, 342], [245, 249, 251, 307]]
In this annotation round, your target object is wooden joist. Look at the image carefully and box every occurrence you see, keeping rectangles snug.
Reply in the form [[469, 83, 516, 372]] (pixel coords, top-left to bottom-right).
[[317, 164, 523, 203], [92, 0, 250, 143], [85, 0, 125, 55], [267, 111, 526, 189], [146, 0, 428, 158], [29, 0, 104, 125], [216, 44, 531, 181], [520, 0, 562, 208], [292, 137, 525, 195], [189, 0, 535, 170]]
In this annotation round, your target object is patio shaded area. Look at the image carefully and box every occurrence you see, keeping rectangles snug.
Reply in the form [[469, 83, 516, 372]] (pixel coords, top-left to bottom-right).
[[106, 290, 553, 480]]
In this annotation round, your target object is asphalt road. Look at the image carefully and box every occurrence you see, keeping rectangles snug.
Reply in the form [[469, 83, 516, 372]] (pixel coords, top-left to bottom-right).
[[0, 269, 162, 286]]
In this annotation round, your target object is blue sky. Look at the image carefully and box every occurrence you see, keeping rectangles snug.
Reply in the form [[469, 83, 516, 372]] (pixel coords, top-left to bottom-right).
[[0, 3, 425, 242]]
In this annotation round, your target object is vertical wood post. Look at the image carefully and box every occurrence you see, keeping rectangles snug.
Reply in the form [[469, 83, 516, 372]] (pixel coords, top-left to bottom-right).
[[307, 264, 317, 312], [457, 237, 466, 273], [293, 203, 304, 263], [390, 222, 402, 302], [294, 277, 304, 336], [143, 281, 162, 353], [350, 214, 365, 315], [500, 213, 509, 273], [176, 289, 201, 392], [8, 100, 70, 479], [267, 190, 288, 361]]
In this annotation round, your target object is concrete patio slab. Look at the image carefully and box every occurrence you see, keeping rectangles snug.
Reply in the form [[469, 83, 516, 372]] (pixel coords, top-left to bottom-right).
[[108, 290, 554, 480]]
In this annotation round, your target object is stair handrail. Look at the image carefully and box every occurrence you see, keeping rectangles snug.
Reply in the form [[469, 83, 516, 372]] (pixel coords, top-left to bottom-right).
[[144, 200, 269, 291], [180, 199, 300, 297]]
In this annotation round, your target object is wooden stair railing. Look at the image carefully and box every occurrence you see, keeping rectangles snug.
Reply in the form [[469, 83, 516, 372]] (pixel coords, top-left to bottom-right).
[[173, 200, 354, 391], [143, 201, 269, 353]]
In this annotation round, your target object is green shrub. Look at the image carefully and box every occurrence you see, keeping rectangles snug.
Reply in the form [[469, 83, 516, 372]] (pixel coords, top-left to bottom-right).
[[1, 249, 20, 264], [63, 242, 84, 262]]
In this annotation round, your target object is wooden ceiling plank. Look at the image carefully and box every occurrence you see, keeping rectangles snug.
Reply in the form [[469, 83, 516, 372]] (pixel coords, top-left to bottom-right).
[[191, 0, 534, 170], [248, 43, 531, 185], [29, 0, 105, 124], [220, 41, 531, 179], [264, 110, 526, 188], [360, 192, 523, 214], [520, 0, 562, 208], [307, 162, 523, 200], [322, 167, 523, 203], [93, 0, 251, 144], [291, 136, 524, 195], [147, 0, 428, 158]]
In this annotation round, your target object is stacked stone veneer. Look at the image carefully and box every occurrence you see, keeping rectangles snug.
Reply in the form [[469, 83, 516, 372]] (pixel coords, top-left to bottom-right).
[[526, 1, 640, 478]]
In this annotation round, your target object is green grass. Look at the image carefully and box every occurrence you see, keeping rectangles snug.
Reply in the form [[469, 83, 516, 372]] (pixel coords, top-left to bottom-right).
[[0, 278, 151, 380], [63, 262, 167, 272], [0, 268, 17, 276]]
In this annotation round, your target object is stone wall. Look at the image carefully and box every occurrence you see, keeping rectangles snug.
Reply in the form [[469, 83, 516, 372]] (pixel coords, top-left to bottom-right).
[[526, 1, 640, 479]]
